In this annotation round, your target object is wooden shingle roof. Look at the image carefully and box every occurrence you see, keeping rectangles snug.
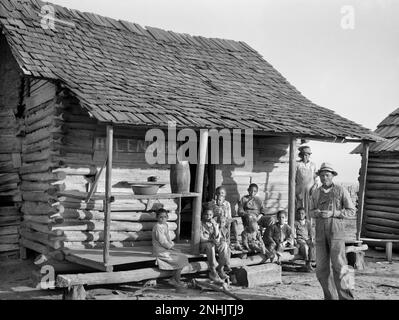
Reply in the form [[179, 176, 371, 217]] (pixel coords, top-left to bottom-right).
[[0, 0, 379, 140], [353, 108, 399, 153]]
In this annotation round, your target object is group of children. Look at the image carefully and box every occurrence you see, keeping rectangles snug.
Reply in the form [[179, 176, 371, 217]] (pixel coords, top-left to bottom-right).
[[152, 183, 315, 288]]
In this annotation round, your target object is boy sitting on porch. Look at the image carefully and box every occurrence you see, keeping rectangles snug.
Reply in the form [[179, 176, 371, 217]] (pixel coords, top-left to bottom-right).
[[294, 207, 315, 272], [263, 210, 295, 260], [211, 186, 243, 251], [152, 208, 189, 288], [200, 204, 230, 282], [241, 216, 267, 255], [238, 183, 275, 230]]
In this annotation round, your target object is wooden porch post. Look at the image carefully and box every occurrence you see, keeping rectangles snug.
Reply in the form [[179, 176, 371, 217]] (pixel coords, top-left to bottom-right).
[[288, 137, 297, 230], [357, 141, 370, 241], [191, 130, 209, 254], [103, 125, 113, 270]]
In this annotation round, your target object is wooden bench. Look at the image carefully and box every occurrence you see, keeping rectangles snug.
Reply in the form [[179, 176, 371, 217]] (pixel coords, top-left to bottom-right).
[[361, 238, 399, 263]]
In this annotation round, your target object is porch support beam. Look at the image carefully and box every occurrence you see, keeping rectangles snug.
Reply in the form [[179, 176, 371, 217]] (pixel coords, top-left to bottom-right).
[[357, 141, 370, 240], [103, 125, 113, 270], [288, 137, 297, 230], [191, 130, 209, 255]]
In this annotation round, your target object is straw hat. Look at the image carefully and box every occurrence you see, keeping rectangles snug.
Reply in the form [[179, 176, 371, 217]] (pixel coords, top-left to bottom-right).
[[316, 163, 338, 176], [298, 145, 312, 155]]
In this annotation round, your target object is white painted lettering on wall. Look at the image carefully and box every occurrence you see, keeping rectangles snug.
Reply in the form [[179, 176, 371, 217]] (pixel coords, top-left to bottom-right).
[[95, 137, 151, 153]]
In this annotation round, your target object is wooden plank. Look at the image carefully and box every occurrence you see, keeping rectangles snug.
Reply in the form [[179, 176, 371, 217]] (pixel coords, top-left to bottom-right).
[[288, 137, 296, 229], [191, 130, 209, 254], [358, 142, 369, 239], [65, 253, 108, 272], [104, 125, 113, 267], [56, 253, 270, 287]]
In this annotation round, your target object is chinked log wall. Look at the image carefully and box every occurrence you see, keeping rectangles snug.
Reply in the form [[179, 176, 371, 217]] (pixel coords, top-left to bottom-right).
[[363, 153, 399, 244], [215, 136, 290, 216], [19, 81, 176, 260], [0, 35, 23, 260]]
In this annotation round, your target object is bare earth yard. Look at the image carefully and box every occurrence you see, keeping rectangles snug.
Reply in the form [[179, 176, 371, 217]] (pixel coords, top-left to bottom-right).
[[0, 248, 398, 300]]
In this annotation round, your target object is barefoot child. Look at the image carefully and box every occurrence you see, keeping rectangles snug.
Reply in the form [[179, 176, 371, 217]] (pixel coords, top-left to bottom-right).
[[200, 205, 230, 282], [294, 207, 315, 271], [241, 216, 267, 255], [152, 208, 189, 288], [263, 210, 294, 257], [211, 186, 242, 251], [238, 183, 274, 229]]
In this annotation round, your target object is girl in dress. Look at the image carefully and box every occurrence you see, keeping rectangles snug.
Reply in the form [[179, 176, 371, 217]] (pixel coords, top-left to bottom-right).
[[152, 208, 189, 288]]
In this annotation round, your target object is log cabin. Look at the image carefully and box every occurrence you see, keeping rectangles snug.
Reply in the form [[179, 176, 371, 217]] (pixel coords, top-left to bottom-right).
[[0, 0, 380, 275], [353, 108, 399, 249]]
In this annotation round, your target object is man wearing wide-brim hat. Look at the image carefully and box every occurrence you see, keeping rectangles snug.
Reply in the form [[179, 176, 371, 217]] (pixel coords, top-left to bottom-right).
[[309, 163, 356, 300], [295, 145, 318, 215]]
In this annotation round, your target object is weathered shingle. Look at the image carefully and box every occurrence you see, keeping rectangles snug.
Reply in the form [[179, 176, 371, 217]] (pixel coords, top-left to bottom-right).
[[0, 0, 379, 140]]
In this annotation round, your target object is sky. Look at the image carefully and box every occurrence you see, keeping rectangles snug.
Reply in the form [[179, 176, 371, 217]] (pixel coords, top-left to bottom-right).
[[48, 0, 399, 183]]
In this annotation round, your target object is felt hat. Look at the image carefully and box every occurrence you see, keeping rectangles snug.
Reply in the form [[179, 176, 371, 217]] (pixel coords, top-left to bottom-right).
[[316, 162, 338, 176], [298, 145, 312, 155]]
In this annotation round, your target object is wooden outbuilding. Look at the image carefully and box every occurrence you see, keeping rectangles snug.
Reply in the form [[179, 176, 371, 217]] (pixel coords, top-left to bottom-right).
[[0, 0, 379, 274], [353, 108, 399, 248]]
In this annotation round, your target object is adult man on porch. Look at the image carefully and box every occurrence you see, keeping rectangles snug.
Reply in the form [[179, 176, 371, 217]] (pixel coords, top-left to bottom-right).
[[309, 163, 355, 300], [296, 146, 318, 216]]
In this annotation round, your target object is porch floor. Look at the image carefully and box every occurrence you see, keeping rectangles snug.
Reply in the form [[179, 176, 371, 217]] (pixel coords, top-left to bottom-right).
[[63, 244, 205, 272]]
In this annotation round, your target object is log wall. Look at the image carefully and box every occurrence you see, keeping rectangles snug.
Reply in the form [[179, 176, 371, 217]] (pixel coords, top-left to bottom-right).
[[0, 35, 23, 260], [362, 153, 399, 242], [19, 86, 176, 258], [216, 136, 290, 216]]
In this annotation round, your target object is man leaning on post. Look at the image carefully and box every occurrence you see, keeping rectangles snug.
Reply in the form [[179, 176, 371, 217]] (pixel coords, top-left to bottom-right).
[[309, 163, 355, 300]]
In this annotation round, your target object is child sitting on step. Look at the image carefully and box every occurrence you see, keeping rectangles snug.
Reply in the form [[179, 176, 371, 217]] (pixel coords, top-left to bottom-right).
[[241, 216, 267, 255], [200, 204, 230, 282], [152, 208, 189, 288]]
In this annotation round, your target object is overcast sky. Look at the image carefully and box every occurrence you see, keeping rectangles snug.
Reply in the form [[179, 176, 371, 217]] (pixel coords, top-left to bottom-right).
[[48, 0, 399, 183]]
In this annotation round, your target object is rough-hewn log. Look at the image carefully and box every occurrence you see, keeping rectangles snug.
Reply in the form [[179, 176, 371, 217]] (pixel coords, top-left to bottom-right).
[[60, 201, 177, 212], [54, 230, 175, 242], [367, 175, 399, 183], [0, 207, 20, 216], [21, 221, 63, 236], [366, 183, 399, 190], [365, 198, 399, 207], [51, 221, 177, 232], [0, 226, 19, 237], [61, 209, 177, 221], [24, 215, 64, 224], [366, 217, 399, 228], [20, 238, 64, 260], [0, 244, 19, 251], [21, 171, 66, 182], [22, 191, 58, 203], [365, 205, 399, 214], [21, 202, 64, 215], [22, 149, 61, 163], [0, 183, 18, 192], [20, 181, 65, 193], [62, 240, 153, 250], [366, 191, 399, 200], [0, 234, 19, 244], [20, 228, 63, 250], [25, 127, 63, 145], [19, 162, 62, 175], [53, 167, 97, 176], [365, 209, 399, 221], [366, 224, 399, 235], [0, 136, 21, 154], [0, 173, 19, 185], [367, 168, 399, 176]]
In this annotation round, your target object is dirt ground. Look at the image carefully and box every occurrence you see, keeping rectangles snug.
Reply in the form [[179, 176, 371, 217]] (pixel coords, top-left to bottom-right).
[[0, 248, 398, 300]]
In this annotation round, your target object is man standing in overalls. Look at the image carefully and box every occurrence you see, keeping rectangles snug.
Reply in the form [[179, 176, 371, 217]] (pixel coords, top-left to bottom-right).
[[309, 163, 355, 300], [296, 146, 318, 216]]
